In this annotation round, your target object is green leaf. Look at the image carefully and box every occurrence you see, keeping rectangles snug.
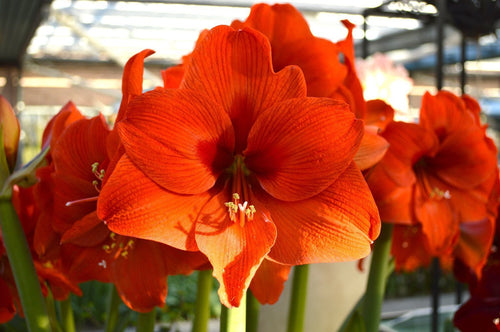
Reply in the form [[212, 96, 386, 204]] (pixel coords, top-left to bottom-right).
[[0, 145, 49, 198], [342, 309, 366, 332]]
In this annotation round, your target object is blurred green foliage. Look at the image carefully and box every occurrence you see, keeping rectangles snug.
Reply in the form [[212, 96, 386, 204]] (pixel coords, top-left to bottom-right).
[[0, 271, 220, 332], [386, 267, 461, 299]]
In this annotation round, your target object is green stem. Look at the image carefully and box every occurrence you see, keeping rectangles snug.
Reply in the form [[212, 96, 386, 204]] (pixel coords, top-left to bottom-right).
[[60, 296, 75, 332], [220, 292, 247, 332], [0, 197, 51, 332], [192, 270, 213, 332], [45, 290, 62, 332], [361, 222, 394, 331], [136, 308, 156, 332], [246, 290, 260, 332], [287, 264, 309, 332], [105, 285, 121, 332]]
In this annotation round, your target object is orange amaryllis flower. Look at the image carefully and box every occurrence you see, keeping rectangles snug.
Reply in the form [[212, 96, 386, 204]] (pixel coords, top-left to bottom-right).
[[161, 4, 388, 173], [34, 105, 205, 312], [97, 25, 380, 307], [367, 91, 498, 276]]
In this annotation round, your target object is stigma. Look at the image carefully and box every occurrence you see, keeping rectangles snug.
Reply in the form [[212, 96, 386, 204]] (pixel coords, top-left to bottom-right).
[[224, 192, 256, 227]]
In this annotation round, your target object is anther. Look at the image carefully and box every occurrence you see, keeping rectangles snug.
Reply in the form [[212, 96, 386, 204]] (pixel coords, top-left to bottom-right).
[[224, 192, 256, 226]]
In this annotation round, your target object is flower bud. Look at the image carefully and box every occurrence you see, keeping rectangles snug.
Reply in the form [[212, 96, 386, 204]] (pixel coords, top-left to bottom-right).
[[0, 95, 20, 171]]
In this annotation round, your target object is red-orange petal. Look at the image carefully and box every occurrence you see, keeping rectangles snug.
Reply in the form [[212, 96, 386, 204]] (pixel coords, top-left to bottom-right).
[[414, 179, 459, 256], [116, 49, 155, 123], [378, 121, 438, 187], [161, 64, 184, 88], [0, 278, 16, 323], [112, 240, 168, 312], [97, 154, 209, 251], [180, 25, 307, 152], [245, 98, 363, 201], [367, 165, 413, 224], [249, 258, 291, 305], [231, 3, 348, 98], [365, 99, 395, 130], [419, 90, 475, 138], [391, 224, 432, 272], [60, 212, 109, 247], [42, 101, 84, 150], [337, 20, 366, 119], [118, 88, 234, 195], [51, 115, 110, 233], [354, 125, 389, 170], [265, 162, 380, 265], [194, 189, 277, 307], [62, 244, 111, 283], [454, 217, 495, 279], [428, 128, 498, 189]]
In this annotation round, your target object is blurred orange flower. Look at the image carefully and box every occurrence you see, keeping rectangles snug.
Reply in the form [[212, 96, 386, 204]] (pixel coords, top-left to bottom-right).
[[367, 91, 498, 277]]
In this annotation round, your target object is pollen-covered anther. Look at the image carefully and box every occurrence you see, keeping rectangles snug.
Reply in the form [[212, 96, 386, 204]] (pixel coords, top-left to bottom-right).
[[245, 205, 256, 219], [102, 233, 135, 259], [224, 192, 255, 226], [429, 187, 451, 200], [91, 161, 105, 192]]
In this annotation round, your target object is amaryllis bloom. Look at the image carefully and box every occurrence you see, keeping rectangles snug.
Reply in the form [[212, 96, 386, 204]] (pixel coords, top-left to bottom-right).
[[97, 25, 380, 307], [34, 103, 206, 312], [161, 4, 388, 175], [366, 91, 498, 276]]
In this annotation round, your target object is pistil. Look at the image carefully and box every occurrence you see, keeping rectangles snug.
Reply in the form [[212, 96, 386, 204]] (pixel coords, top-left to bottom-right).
[[224, 156, 256, 227]]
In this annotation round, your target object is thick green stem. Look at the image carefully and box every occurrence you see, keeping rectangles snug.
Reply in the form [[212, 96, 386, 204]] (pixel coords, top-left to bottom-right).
[[361, 222, 394, 331], [105, 285, 121, 332], [220, 292, 246, 332], [0, 198, 51, 332], [60, 296, 75, 332], [136, 308, 156, 332], [246, 290, 260, 332], [287, 264, 309, 332], [192, 270, 213, 332]]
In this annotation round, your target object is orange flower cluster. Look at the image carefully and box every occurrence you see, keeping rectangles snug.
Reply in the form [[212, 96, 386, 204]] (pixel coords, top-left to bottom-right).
[[0, 2, 498, 324], [366, 91, 499, 279]]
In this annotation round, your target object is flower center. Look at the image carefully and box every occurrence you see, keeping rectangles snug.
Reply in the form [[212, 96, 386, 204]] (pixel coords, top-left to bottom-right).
[[413, 159, 451, 200], [225, 193, 256, 227], [65, 161, 105, 207], [224, 155, 256, 227], [101, 232, 135, 262]]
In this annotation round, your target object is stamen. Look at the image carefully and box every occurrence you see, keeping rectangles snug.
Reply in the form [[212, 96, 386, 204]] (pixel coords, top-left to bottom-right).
[[91, 162, 105, 180], [429, 187, 451, 200], [65, 196, 98, 207], [101, 232, 135, 260], [224, 192, 256, 227]]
